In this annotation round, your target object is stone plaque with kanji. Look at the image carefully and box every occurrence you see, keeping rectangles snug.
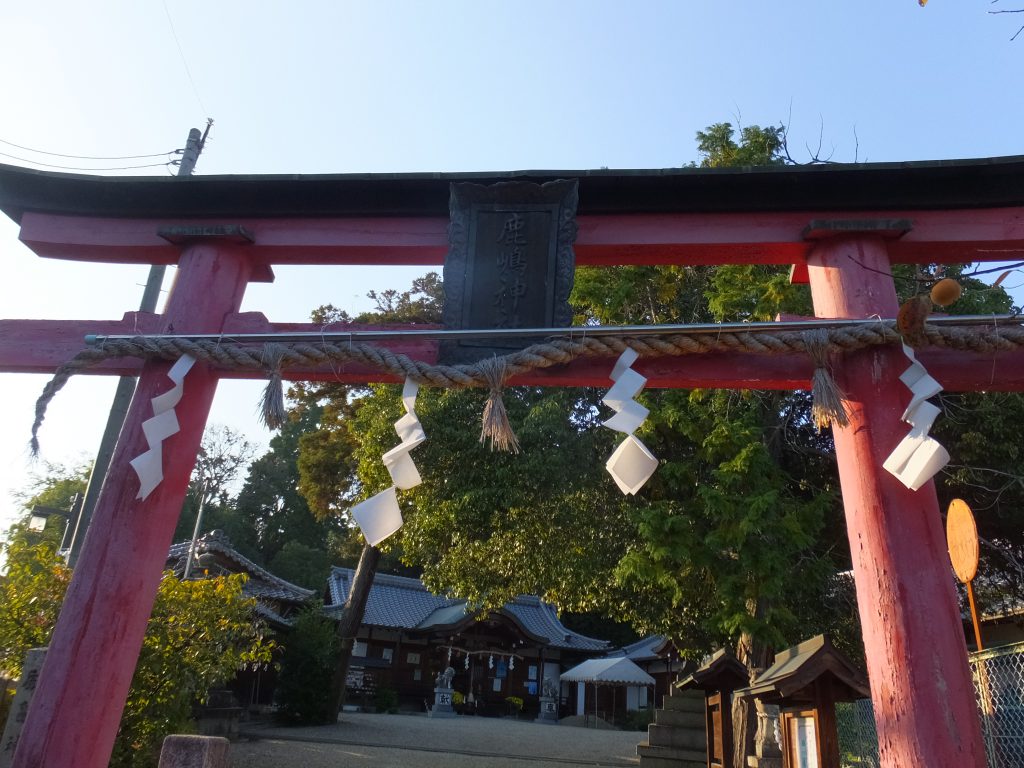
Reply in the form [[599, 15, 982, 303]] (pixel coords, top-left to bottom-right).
[[441, 179, 578, 363]]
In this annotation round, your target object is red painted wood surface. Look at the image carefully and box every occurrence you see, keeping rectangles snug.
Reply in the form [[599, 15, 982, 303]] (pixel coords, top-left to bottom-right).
[[17, 207, 1024, 269], [3, 313, 1024, 391], [806, 237, 986, 768], [11, 243, 254, 768]]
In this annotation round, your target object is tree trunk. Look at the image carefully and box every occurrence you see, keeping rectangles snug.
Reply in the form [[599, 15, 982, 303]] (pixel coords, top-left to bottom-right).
[[328, 543, 381, 719], [732, 600, 773, 768]]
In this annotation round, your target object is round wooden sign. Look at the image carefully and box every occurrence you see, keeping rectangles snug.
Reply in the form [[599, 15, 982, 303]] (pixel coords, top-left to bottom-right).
[[946, 499, 979, 584]]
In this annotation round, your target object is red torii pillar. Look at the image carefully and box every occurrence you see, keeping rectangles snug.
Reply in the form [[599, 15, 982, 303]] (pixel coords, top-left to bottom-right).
[[807, 235, 985, 767], [11, 240, 254, 768]]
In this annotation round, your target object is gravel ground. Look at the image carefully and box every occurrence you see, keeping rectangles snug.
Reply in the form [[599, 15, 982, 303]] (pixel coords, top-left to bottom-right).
[[232, 712, 644, 768]]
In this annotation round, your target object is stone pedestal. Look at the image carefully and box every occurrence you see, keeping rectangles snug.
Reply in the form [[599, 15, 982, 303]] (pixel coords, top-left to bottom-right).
[[429, 688, 456, 718], [534, 696, 558, 724], [158, 735, 229, 768]]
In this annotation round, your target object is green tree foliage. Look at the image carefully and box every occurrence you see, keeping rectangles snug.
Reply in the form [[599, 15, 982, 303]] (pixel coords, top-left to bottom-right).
[[0, 527, 272, 768], [694, 122, 785, 168], [0, 531, 72, 676], [273, 602, 340, 724], [232, 407, 347, 567], [349, 384, 637, 614], [268, 541, 334, 592], [110, 573, 275, 768], [14, 459, 91, 514]]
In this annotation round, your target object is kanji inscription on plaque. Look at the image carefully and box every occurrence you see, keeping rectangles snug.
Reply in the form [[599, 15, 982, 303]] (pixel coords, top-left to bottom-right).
[[441, 179, 578, 363]]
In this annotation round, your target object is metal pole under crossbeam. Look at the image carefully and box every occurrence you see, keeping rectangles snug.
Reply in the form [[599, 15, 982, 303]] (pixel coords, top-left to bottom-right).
[[83, 313, 1024, 346]]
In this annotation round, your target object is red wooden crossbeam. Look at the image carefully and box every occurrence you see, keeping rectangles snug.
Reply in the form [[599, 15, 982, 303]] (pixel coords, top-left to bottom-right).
[[17, 207, 1024, 273]]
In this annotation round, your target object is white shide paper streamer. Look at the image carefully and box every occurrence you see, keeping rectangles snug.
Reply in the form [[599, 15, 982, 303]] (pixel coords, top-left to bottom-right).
[[352, 379, 426, 546], [882, 343, 949, 491], [129, 354, 196, 501], [601, 348, 658, 495]]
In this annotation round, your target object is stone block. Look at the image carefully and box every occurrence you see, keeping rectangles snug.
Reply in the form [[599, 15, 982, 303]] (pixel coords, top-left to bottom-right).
[[158, 734, 230, 768]]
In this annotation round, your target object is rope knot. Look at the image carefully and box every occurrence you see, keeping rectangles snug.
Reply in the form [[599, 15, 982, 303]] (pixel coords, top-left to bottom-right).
[[803, 328, 850, 431], [477, 356, 520, 453]]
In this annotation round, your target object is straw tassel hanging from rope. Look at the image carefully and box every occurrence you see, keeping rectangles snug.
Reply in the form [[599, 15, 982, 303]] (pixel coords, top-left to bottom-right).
[[477, 356, 520, 453], [802, 328, 850, 431], [259, 343, 288, 430]]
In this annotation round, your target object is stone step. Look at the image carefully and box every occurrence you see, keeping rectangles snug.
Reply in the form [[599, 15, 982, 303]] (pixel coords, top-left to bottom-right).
[[654, 708, 705, 729], [662, 691, 705, 713], [637, 742, 706, 768], [647, 723, 707, 751]]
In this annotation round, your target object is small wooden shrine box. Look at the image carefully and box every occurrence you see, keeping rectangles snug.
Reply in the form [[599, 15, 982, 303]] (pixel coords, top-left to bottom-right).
[[676, 649, 751, 768], [735, 635, 869, 768]]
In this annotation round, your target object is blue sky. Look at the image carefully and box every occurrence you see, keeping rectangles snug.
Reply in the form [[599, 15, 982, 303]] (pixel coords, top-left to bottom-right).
[[1, 1, 1022, 533]]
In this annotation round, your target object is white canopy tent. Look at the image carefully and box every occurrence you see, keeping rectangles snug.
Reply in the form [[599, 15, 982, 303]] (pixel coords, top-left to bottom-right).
[[560, 657, 655, 725], [560, 657, 656, 686]]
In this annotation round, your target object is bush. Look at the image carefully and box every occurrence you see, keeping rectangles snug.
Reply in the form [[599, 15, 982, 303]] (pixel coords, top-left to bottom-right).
[[274, 603, 340, 724], [0, 533, 72, 676], [374, 687, 399, 713], [110, 573, 275, 768], [0, 535, 274, 768]]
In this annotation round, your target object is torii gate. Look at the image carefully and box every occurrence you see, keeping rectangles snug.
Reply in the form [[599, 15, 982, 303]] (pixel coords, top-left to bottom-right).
[[2, 158, 1024, 768]]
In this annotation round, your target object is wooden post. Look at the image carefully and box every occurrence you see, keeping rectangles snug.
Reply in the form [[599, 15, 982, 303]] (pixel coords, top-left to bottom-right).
[[12, 242, 253, 768], [805, 235, 986, 767], [329, 544, 381, 718], [813, 677, 839, 768], [966, 581, 984, 652]]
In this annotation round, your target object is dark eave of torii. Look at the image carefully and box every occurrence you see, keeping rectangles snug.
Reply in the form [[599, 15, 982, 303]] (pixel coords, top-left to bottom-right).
[[2, 157, 1024, 390]]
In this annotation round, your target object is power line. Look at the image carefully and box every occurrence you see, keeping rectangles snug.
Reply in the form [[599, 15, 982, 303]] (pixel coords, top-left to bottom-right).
[[162, 0, 208, 117], [0, 150, 173, 172], [0, 137, 175, 161]]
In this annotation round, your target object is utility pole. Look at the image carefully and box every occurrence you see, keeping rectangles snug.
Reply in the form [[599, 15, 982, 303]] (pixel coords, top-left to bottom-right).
[[67, 123, 212, 566], [182, 481, 209, 580]]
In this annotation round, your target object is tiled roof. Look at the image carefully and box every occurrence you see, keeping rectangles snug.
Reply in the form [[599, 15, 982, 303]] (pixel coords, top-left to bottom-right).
[[326, 568, 610, 651], [504, 596, 610, 651], [607, 635, 666, 661], [327, 568, 461, 629], [253, 602, 292, 628], [167, 531, 315, 605]]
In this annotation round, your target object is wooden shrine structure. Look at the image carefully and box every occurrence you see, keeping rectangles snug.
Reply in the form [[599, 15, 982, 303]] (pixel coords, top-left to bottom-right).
[[736, 635, 871, 768], [2, 157, 1024, 767], [676, 648, 751, 768]]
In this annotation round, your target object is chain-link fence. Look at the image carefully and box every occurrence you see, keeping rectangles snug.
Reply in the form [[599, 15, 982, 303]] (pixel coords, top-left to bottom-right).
[[825, 642, 1024, 768], [971, 640, 1024, 768], [836, 698, 879, 767]]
